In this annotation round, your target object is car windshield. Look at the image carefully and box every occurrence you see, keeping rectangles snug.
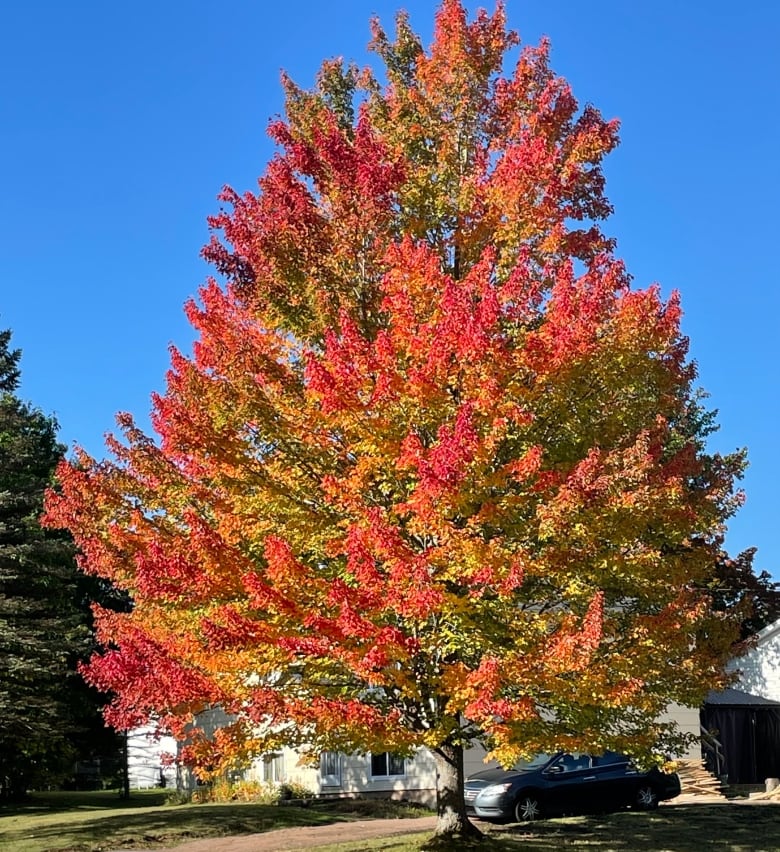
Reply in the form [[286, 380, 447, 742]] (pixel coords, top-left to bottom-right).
[[514, 754, 553, 770]]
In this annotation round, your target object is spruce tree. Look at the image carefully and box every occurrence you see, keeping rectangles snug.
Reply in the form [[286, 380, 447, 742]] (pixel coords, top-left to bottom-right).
[[0, 328, 82, 798]]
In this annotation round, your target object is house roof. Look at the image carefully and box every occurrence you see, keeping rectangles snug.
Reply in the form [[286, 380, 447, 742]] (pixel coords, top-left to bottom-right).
[[705, 687, 780, 707]]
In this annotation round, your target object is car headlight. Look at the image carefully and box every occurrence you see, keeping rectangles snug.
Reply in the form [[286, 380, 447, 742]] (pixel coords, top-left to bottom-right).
[[481, 782, 513, 796]]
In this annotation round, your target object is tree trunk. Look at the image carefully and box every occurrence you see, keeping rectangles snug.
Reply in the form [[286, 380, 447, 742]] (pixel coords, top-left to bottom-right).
[[121, 730, 130, 800], [432, 742, 482, 839]]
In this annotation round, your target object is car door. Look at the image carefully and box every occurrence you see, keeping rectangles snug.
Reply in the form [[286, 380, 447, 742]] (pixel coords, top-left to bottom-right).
[[591, 751, 635, 810], [542, 753, 600, 815]]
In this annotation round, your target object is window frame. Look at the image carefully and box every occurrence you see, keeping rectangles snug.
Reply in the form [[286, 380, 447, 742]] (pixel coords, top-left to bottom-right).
[[370, 751, 406, 779], [261, 752, 285, 784], [320, 751, 341, 787]]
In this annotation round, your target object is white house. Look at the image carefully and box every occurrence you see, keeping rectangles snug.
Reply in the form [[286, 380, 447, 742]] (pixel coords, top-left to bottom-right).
[[695, 619, 780, 785], [729, 618, 780, 702], [242, 746, 441, 806], [247, 743, 498, 807], [176, 728, 495, 807], [126, 725, 178, 790]]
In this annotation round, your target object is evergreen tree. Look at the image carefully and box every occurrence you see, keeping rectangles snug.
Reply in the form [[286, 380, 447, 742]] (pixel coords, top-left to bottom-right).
[[0, 328, 83, 798]]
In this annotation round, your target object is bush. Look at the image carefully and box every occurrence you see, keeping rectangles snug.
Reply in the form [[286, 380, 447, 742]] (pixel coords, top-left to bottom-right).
[[278, 780, 315, 801], [165, 789, 192, 805], [188, 778, 281, 804], [182, 777, 317, 804]]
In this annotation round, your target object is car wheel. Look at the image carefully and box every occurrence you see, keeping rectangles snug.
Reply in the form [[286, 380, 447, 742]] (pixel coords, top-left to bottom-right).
[[515, 793, 543, 822], [635, 784, 659, 810]]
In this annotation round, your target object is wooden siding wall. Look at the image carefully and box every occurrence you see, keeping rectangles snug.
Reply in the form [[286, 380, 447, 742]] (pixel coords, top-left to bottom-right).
[[731, 626, 780, 703]]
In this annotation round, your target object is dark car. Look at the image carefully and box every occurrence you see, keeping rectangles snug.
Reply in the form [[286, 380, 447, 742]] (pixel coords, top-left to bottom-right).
[[465, 751, 681, 822]]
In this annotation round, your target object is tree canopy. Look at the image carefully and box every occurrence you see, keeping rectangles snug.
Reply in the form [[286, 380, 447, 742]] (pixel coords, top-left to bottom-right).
[[45, 0, 746, 837], [709, 545, 780, 640]]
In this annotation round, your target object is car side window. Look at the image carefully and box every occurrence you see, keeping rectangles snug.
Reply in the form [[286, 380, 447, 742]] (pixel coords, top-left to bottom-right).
[[593, 751, 628, 768], [555, 753, 591, 773]]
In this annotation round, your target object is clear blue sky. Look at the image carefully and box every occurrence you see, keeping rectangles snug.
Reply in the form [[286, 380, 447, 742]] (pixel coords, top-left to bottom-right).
[[1, 2, 777, 577]]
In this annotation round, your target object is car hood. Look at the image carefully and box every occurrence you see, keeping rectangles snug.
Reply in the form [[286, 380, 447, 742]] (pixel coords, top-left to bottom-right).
[[466, 767, 530, 784]]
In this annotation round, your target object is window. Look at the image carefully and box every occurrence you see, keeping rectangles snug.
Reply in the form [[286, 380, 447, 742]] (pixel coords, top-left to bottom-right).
[[370, 752, 405, 778], [594, 751, 628, 767], [262, 752, 284, 784], [554, 753, 591, 773], [320, 751, 341, 786]]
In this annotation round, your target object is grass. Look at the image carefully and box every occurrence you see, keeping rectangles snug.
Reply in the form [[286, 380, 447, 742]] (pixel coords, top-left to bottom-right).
[[311, 804, 780, 852], [0, 790, 426, 852], [1, 795, 779, 852]]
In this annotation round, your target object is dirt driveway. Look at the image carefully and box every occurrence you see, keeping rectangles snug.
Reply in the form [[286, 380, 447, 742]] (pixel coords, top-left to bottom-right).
[[130, 816, 438, 852]]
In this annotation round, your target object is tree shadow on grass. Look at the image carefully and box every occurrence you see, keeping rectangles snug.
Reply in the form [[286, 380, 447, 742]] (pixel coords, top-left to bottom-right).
[[2, 802, 349, 851], [1, 790, 169, 815], [482, 804, 780, 851], [305, 805, 780, 852]]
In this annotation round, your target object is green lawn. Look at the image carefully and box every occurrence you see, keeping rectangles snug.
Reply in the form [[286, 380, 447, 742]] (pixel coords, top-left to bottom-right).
[[0, 790, 424, 852], [313, 804, 780, 852], [1, 794, 778, 852]]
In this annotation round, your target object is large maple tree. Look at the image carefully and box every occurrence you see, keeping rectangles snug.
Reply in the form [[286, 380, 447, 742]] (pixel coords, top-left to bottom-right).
[[45, 0, 746, 838]]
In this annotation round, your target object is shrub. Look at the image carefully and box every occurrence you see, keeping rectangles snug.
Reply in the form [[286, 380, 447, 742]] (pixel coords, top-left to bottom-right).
[[169, 777, 315, 804], [188, 778, 281, 804], [165, 789, 192, 805], [278, 780, 315, 801]]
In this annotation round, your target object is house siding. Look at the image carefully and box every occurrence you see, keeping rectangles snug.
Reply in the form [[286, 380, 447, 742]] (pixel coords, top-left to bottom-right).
[[657, 703, 702, 759], [335, 750, 437, 805], [729, 622, 780, 702], [126, 725, 177, 790], [199, 739, 497, 806], [242, 747, 440, 806]]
